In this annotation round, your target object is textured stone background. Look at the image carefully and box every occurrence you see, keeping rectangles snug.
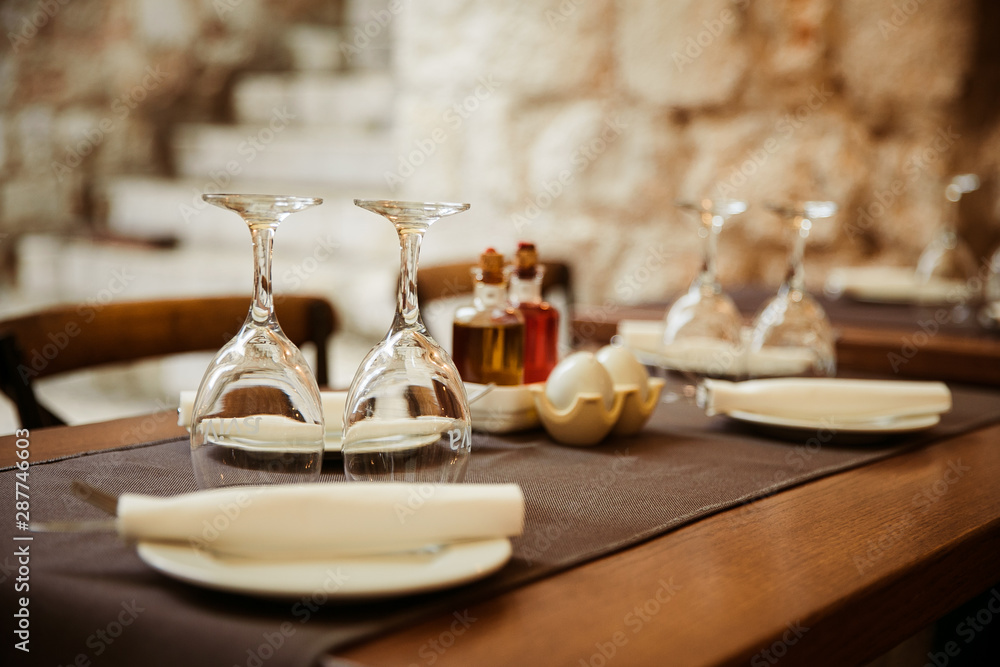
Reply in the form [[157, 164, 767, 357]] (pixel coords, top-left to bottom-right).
[[1, 0, 316, 231], [1, 0, 999, 309], [391, 0, 1000, 305]]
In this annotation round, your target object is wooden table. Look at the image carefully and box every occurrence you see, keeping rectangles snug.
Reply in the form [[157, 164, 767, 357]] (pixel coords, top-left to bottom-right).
[[3, 411, 999, 666], [341, 425, 1000, 667], [7, 413, 1000, 665], [2, 297, 999, 666]]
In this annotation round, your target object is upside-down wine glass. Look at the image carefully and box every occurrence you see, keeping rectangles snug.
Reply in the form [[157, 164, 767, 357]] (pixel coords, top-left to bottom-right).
[[190, 194, 326, 489], [980, 244, 1000, 328], [915, 173, 979, 304], [661, 198, 747, 381], [746, 201, 838, 378], [342, 200, 473, 483]]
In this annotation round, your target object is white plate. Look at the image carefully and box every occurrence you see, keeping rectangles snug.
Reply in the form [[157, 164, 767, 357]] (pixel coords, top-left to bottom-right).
[[136, 538, 512, 600], [725, 410, 941, 433]]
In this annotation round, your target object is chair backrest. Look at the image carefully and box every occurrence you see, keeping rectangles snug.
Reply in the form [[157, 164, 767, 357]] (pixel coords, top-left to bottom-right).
[[417, 261, 574, 310], [0, 295, 337, 429]]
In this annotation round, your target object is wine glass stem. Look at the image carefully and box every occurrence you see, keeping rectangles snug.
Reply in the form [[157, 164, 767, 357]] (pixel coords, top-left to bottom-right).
[[394, 229, 424, 331], [697, 213, 721, 291], [785, 218, 808, 295], [942, 200, 960, 244], [249, 225, 276, 326]]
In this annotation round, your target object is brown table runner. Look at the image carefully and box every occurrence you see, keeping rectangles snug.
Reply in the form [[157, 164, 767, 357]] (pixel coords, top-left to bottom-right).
[[3, 383, 1000, 667]]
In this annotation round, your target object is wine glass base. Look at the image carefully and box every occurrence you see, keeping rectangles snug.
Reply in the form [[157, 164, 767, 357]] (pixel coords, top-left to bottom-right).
[[342, 423, 470, 483], [192, 445, 322, 488]]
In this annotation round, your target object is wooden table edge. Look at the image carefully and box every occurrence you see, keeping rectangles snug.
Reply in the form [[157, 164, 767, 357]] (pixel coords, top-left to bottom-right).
[[0, 410, 186, 467], [338, 422, 1000, 666], [4, 414, 999, 666]]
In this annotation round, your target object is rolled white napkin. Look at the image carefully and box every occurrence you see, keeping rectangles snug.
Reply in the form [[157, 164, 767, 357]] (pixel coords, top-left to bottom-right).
[[618, 320, 822, 378], [658, 337, 742, 377], [825, 266, 973, 304], [618, 321, 740, 375], [702, 378, 952, 422], [117, 483, 525, 559], [341, 416, 462, 453], [192, 415, 325, 452], [177, 390, 347, 434], [617, 319, 665, 352], [744, 347, 819, 379]]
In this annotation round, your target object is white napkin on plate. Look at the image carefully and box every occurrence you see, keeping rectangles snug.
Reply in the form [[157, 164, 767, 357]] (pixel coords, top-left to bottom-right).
[[617, 320, 820, 378], [178, 390, 347, 434], [117, 483, 525, 559], [617, 319, 665, 352], [618, 321, 747, 377], [825, 266, 973, 304], [702, 378, 952, 422]]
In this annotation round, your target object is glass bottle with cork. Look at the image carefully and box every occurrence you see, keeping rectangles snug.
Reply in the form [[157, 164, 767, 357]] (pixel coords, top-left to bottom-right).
[[509, 242, 560, 383], [452, 248, 525, 385]]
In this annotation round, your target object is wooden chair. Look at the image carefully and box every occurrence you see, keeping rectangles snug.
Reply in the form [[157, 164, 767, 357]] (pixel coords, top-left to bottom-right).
[[0, 295, 337, 429], [417, 260, 574, 311]]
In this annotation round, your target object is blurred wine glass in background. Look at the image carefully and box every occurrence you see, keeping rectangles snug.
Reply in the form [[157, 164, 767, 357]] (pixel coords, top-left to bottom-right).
[[746, 201, 838, 379], [916, 173, 980, 302], [660, 198, 747, 380], [980, 244, 1000, 328]]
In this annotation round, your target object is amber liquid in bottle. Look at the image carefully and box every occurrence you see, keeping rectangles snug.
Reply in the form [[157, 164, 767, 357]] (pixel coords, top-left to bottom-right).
[[510, 244, 559, 383], [452, 320, 524, 385], [452, 249, 525, 385]]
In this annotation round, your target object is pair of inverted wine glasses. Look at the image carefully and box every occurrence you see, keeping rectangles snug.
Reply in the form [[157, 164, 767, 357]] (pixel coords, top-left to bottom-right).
[[189, 193, 834, 488], [662, 198, 839, 381], [189, 195, 472, 489]]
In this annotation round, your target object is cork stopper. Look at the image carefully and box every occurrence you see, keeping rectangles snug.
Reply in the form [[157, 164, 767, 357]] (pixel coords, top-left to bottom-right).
[[479, 248, 505, 284], [516, 242, 538, 279]]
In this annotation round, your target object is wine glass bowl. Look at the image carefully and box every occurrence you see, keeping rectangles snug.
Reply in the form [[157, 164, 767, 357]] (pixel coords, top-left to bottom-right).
[[746, 200, 838, 378], [660, 198, 747, 378], [190, 194, 326, 489], [916, 174, 979, 295], [980, 245, 1000, 328], [342, 200, 473, 483]]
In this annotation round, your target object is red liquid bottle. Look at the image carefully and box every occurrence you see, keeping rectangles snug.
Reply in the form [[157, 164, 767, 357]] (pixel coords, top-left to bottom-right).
[[509, 243, 559, 383]]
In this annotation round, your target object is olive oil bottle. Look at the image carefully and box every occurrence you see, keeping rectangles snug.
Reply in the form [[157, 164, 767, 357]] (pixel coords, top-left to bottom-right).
[[452, 248, 525, 385]]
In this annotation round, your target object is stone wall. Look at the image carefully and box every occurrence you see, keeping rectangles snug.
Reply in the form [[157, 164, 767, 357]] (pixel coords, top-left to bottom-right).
[[390, 0, 1000, 305], [0, 0, 342, 261], [3, 0, 999, 311]]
